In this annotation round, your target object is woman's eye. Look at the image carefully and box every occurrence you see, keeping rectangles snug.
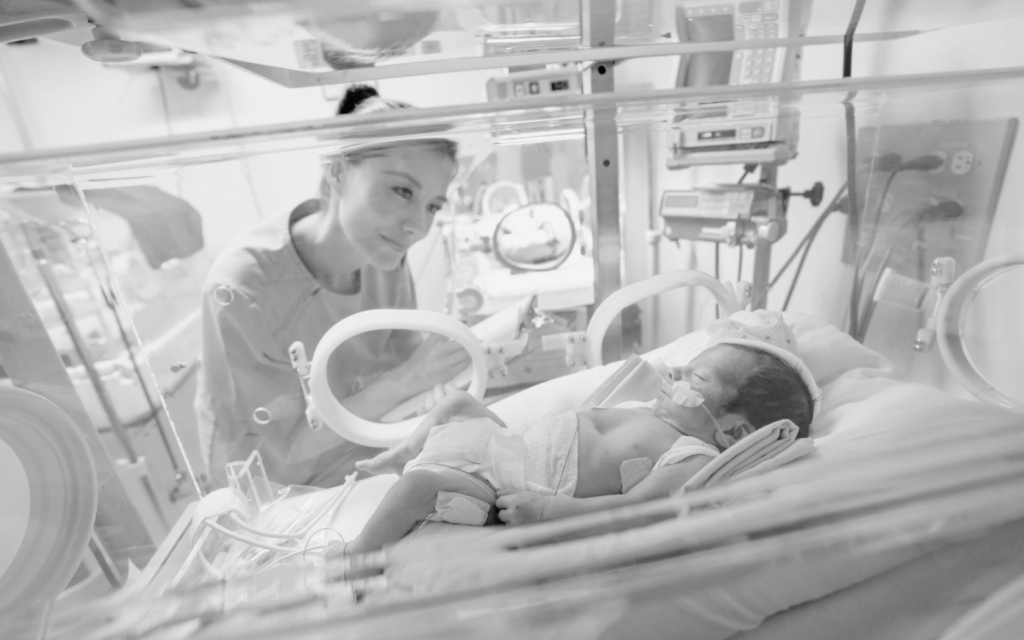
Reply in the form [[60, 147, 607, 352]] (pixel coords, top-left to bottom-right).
[[393, 186, 413, 200], [428, 203, 443, 215]]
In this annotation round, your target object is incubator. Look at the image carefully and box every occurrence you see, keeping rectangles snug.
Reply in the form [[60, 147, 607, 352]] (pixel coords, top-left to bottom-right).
[[1, 1, 1024, 639]]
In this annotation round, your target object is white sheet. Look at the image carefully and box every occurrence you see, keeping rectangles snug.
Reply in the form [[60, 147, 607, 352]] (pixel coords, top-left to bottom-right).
[[378, 312, 1024, 640]]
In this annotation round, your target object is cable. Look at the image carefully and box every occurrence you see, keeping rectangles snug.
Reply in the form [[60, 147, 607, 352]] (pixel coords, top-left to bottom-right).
[[854, 200, 963, 341], [851, 169, 899, 312], [843, 0, 869, 77], [736, 245, 743, 283], [714, 243, 721, 319], [769, 183, 848, 289], [203, 520, 297, 553], [781, 204, 835, 311], [849, 157, 944, 339], [855, 241, 900, 342]]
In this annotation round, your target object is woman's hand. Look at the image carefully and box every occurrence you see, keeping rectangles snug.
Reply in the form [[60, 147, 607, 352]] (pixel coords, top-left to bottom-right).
[[393, 333, 472, 395]]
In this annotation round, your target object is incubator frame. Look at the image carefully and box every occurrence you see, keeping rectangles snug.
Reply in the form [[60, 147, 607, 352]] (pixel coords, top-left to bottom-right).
[[937, 251, 1024, 414], [3, 2, 1024, 636]]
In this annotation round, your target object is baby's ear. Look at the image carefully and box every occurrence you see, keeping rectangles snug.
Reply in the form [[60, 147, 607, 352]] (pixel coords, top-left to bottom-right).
[[715, 419, 756, 449]]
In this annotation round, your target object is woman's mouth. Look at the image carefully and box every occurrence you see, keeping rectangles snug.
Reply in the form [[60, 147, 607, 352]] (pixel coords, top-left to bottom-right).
[[381, 235, 407, 253]]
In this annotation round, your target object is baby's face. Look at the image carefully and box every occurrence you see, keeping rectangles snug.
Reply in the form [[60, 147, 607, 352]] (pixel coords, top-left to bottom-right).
[[652, 345, 753, 441]]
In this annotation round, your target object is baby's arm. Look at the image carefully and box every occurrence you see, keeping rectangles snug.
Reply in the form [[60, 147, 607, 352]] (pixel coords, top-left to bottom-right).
[[496, 455, 713, 525], [357, 390, 506, 476]]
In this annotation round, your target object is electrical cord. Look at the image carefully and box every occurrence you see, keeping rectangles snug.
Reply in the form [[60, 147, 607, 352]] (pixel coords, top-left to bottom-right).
[[769, 183, 848, 291], [843, 100, 861, 337], [782, 228, 817, 312], [781, 200, 837, 312], [850, 169, 899, 323], [854, 199, 963, 341], [849, 154, 945, 339], [714, 243, 720, 319]]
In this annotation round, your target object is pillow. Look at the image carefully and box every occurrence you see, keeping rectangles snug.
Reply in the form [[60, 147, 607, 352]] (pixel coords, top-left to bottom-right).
[[492, 312, 895, 436]]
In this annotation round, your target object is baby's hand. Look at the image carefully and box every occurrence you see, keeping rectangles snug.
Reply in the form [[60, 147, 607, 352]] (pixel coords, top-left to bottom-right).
[[496, 492, 552, 526], [355, 448, 410, 477]]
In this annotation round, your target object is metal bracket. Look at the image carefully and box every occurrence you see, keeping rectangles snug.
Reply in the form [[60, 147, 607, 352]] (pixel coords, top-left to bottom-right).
[[915, 257, 957, 352], [483, 340, 528, 379], [542, 331, 589, 368]]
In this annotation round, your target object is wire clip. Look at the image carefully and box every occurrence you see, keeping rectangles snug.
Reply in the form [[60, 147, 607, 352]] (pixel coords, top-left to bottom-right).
[[915, 257, 957, 352], [290, 342, 323, 431]]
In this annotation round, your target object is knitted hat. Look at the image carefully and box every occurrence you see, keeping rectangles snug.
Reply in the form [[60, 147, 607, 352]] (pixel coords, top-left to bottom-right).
[[706, 310, 822, 419]]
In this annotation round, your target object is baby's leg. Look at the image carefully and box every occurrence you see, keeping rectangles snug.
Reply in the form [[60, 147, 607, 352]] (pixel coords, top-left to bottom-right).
[[345, 469, 449, 555]]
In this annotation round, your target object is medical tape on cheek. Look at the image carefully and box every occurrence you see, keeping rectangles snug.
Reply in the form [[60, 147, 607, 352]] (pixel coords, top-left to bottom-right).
[[430, 491, 491, 526], [620, 457, 654, 494], [670, 381, 705, 408]]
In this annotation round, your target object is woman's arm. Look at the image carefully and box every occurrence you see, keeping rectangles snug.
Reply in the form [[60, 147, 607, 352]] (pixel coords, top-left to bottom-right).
[[339, 333, 472, 420], [355, 390, 505, 475], [496, 455, 713, 525]]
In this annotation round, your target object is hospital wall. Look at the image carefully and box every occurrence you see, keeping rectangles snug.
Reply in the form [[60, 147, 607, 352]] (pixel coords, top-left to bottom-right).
[[628, 16, 1024, 401]]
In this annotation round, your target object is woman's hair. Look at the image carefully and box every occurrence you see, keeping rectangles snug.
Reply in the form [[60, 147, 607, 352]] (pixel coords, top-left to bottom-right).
[[334, 85, 458, 164], [319, 85, 459, 201], [717, 345, 814, 437]]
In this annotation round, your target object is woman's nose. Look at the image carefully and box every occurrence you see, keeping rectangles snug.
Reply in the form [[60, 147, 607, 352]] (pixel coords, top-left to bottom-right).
[[401, 210, 430, 240]]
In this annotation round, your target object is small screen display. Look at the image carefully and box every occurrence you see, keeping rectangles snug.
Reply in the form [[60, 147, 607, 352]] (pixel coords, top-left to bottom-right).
[[698, 130, 737, 140], [550, 79, 570, 91], [665, 194, 700, 209], [679, 14, 735, 87]]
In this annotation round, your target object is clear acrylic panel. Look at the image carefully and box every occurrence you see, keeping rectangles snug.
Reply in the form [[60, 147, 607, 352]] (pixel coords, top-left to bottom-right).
[[1, 40, 1023, 639], [67, 0, 1024, 86]]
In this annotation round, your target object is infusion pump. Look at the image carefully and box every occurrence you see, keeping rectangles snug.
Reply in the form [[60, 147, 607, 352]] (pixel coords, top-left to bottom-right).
[[668, 100, 800, 167], [669, 0, 808, 167], [675, 0, 804, 87], [659, 184, 785, 246]]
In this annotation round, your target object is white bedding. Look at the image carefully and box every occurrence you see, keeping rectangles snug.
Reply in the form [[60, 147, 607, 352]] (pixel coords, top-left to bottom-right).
[[371, 312, 1024, 640]]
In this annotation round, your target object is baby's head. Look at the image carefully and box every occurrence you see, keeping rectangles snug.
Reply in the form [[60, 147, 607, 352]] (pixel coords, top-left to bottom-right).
[[655, 311, 819, 450]]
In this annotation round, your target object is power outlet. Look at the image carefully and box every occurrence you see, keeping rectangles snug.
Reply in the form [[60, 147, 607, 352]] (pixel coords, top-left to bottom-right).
[[844, 118, 1017, 386], [844, 119, 1017, 274], [950, 149, 974, 175]]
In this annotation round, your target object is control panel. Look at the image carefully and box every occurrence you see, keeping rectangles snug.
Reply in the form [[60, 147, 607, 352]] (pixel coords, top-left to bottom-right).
[[669, 0, 807, 167], [662, 187, 756, 219], [487, 67, 582, 102], [668, 101, 801, 167], [659, 184, 784, 246], [679, 0, 788, 85]]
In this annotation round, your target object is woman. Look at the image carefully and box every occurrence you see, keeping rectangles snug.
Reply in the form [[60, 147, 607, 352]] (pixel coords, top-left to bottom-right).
[[195, 86, 469, 489]]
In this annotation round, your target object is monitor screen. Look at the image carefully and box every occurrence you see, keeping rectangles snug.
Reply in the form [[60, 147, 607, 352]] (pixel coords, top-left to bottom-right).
[[675, 10, 735, 88], [665, 194, 700, 210]]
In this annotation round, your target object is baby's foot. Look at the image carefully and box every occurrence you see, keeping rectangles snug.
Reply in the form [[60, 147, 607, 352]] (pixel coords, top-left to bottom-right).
[[355, 447, 413, 476]]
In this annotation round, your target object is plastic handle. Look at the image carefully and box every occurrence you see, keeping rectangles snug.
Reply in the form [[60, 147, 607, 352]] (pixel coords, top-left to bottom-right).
[[586, 270, 742, 366], [936, 252, 1024, 414], [309, 310, 489, 448]]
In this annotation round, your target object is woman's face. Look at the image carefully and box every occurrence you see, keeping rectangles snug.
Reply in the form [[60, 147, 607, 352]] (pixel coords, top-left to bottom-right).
[[332, 144, 455, 270]]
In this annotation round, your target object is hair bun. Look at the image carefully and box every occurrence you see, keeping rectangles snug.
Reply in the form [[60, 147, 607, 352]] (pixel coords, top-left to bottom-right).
[[338, 85, 380, 115]]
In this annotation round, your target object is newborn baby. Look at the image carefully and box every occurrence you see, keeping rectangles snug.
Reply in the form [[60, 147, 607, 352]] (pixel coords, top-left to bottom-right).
[[345, 311, 820, 555]]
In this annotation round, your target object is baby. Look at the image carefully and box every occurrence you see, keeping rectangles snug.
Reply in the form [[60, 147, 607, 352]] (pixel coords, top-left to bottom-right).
[[346, 311, 820, 555]]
